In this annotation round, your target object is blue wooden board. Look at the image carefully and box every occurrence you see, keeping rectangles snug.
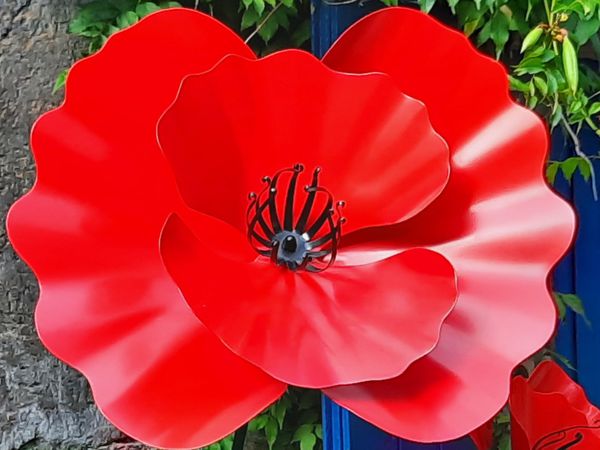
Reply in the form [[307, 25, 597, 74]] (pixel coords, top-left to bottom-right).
[[311, 0, 383, 58]]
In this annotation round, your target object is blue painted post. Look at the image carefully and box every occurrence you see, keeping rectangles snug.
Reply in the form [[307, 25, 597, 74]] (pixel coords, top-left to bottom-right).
[[569, 128, 600, 405], [552, 131, 578, 379], [552, 127, 600, 405], [312, 2, 475, 449], [311, 0, 382, 58]]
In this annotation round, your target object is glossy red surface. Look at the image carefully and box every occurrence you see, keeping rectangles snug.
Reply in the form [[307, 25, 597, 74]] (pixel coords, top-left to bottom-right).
[[322, 7, 575, 442], [161, 214, 457, 388], [158, 50, 450, 236], [510, 361, 600, 449], [6, 9, 286, 449], [6, 5, 576, 448]]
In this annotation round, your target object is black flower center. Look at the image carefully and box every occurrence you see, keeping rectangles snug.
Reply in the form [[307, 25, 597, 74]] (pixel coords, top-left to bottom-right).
[[246, 164, 346, 272]]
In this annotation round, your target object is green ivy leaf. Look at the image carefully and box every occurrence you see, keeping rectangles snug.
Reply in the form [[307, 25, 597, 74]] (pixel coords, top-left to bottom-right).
[[498, 431, 512, 450], [545, 348, 576, 370], [292, 424, 314, 442], [561, 293, 590, 325], [258, 10, 281, 42], [271, 399, 288, 429], [448, 0, 460, 13], [573, 16, 600, 44], [116, 10, 139, 29], [553, 292, 567, 320], [248, 414, 269, 431], [578, 158, 592, 181], [241, 6, 259, 30], [533, 75, 548, 96], [265, 416, 279, 449], [53, 69, 68, 93], [420, 0, 436, 13], [314, 424, 323, 439], [589, 101, 600, 115], [110, 0, 138, 12], [490, 11, 510, 57], [477, 20, 492, 46], [546, 71, 558, 93], [293, 424, 317, 450], [561, 157, 580, 181], [546, 161, 560, 184], [291, 19, 311, 47], [253, 0, 266, 15], [136, 2, 161, 17]]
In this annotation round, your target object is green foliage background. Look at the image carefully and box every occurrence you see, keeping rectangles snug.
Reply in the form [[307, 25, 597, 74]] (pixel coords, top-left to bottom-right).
[[57, 0, 600, 448]]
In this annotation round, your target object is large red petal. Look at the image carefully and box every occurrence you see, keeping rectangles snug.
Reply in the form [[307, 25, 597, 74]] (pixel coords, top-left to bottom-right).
[[510, 361, 600, 449], [160, 214, 457, 388], [7, 9, 286, 449], [322, 7, 575, 441], [158, 50, 449, 235]]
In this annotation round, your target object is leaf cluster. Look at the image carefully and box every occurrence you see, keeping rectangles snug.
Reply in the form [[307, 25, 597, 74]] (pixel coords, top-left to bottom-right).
[[546, 155, 593, 182], [554, 291, 590, 323], [69, 0, 182, 53], [246, 388, 322, 450], [195, 389, 322, 450]]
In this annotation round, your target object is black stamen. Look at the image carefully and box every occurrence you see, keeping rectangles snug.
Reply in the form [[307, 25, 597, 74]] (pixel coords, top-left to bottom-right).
[[246, 165, 344, 272], [305, 187, 334, 238], [295, 167, 321, 233], [284, 164, 303, 230]]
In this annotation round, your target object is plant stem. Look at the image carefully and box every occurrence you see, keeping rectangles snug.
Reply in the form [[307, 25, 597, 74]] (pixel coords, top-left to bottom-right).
[[561, 116, 598, 200], [245, 3, 283, 44], [232, 423, 248, 450]]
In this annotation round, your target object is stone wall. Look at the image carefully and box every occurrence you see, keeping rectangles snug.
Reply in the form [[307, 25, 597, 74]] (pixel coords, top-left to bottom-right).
[[0, 1, 140, 448]]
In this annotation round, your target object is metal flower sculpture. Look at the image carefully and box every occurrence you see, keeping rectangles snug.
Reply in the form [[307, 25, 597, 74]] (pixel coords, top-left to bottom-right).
[[7, 6, 575, 449], [510, 361, 600, 449]]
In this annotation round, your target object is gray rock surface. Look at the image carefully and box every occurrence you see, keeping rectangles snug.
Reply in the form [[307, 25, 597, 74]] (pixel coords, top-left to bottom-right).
[[0, 1, 138, 448]]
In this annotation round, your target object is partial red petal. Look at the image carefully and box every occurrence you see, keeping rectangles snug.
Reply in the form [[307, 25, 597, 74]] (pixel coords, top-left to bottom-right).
[[160, 214, 457, 388], [322, 7, 575, 441], [7, 9, 285, 449], [158, 50, 449, 235], [510, 361, 600, 450], [470, 419, 494, 450]]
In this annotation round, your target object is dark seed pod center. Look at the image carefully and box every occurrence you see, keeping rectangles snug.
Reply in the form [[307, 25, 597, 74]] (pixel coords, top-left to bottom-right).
[[246, 164, 346, 272]]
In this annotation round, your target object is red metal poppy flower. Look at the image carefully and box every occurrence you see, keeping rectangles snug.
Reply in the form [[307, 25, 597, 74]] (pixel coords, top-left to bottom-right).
[[6, 5, 574, 449], [511, 361, 600, 449]]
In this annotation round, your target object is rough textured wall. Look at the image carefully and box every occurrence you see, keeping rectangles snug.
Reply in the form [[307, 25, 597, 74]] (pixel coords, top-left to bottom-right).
[[0, 1, 141, 448]]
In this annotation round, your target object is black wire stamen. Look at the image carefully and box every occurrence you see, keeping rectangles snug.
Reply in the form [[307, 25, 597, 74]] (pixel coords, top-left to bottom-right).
[[246, 164, 345, 272]]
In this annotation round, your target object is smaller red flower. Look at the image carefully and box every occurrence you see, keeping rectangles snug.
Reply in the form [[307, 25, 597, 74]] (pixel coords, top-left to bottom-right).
[[470, 419, 494, 450], [510, 361, 600, 450]]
